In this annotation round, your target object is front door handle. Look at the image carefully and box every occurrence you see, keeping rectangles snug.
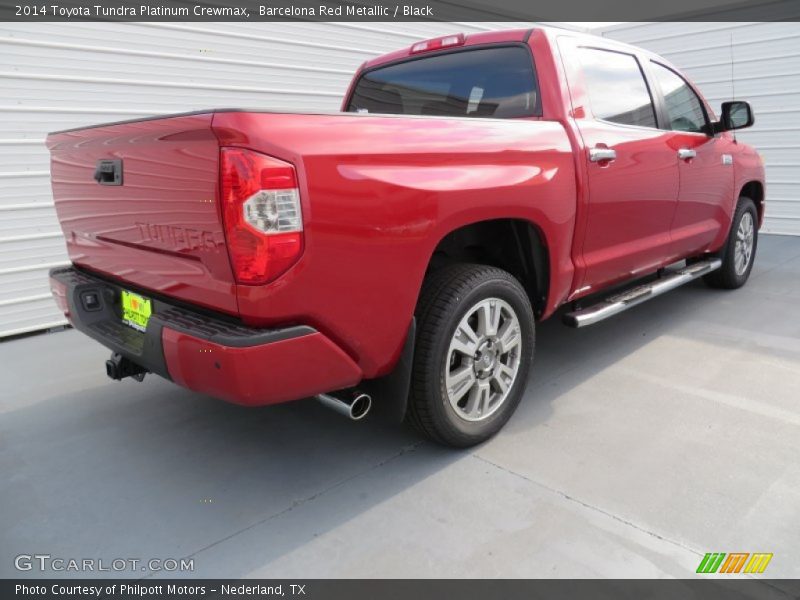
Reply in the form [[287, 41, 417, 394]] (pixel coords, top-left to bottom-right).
[[589, 147, 617, 162], [677, 148, 697, 160]]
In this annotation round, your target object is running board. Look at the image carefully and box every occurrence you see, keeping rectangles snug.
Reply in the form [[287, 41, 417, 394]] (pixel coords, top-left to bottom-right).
[[563, 258, 722, 328]]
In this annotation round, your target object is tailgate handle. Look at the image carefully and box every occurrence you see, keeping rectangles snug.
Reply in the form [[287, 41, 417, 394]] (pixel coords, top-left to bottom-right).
[[94, 159, 123, 186]]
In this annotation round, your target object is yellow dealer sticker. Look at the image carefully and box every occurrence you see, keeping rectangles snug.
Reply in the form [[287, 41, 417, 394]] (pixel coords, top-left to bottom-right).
[[121, 290, 152, 332]]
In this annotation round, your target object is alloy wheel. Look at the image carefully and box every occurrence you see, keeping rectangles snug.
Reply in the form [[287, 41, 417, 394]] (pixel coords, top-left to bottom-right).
[[444, 297, 522, 422]]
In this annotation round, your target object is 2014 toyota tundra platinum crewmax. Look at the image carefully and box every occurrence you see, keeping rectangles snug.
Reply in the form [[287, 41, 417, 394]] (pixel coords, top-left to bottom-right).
[[47, 28, 765, 447]]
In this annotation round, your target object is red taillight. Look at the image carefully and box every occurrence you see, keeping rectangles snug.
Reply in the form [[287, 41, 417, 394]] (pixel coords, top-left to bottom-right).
[[410, 33, 465, 54], [220, 148, 304, 285], [49, 277, 70, 317]]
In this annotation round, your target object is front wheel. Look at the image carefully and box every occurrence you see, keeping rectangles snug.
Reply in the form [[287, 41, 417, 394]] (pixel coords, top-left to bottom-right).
[[408, 264, 535, 447], [703, 196, 758, 289]]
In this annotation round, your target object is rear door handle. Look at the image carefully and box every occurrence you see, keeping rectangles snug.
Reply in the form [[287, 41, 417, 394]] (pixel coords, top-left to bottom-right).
[[589, 147, 617, 162], [677, 148, 697, 160]]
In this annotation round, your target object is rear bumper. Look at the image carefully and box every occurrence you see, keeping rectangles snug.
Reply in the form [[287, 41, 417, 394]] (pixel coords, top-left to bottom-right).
[[49, 267, 362, 406]]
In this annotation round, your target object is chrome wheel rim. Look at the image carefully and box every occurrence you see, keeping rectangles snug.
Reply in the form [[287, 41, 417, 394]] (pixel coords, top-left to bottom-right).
[[734, 212, 755, 276], [444, 297, 522, 422]]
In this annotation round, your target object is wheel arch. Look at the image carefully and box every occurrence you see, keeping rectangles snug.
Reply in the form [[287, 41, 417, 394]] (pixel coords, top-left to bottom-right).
[[425, 218, 550, 318], [740, 180, 765, 228]]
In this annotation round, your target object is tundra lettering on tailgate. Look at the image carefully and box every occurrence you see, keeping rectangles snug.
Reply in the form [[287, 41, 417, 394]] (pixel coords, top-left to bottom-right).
[[135, 222, 222, 253]]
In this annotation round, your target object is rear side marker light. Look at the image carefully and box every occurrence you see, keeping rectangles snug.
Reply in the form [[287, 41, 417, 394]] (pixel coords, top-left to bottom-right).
[[411, 33, 465, 54], [50, 277, 70, 317], [220, 148, 304, 285]]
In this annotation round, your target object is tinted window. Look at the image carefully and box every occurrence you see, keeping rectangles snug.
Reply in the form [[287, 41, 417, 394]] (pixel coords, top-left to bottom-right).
[[347, 46, 540, 119], [651, 62, 707, 133], [577, 48, 656, 128]]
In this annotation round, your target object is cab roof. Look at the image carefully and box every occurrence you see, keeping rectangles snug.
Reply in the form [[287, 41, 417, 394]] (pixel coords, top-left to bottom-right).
[[361, 26, 672, 73]]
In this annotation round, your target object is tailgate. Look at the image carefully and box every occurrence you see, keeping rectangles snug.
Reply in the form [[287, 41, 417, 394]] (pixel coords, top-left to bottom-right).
[[46, 112, 237, 315]]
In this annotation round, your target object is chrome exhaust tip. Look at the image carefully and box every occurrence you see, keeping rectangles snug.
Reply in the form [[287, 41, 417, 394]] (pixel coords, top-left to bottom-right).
[[315, 391, 372, 421]]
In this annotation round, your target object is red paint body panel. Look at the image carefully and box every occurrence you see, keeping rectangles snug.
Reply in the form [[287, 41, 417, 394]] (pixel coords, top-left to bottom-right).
[[46, 114, 238, 315], [669, 131, 737, 256], [46, 27, 766, 408], [574, 121, 681, 291], [552, 30, 765, 299], [212, 111, 576, 376], [733, 142, 767, 228], [162, 328, 362, 406]]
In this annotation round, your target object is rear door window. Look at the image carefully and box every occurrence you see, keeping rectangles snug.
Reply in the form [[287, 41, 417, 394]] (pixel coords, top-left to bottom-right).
[[347, 46, 540, 119], [577, 47, 657, 128]]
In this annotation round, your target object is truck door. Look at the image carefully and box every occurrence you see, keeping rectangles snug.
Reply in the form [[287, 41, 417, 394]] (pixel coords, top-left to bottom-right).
[[647, 60, 736, 257], [561, 41, 681, 294]]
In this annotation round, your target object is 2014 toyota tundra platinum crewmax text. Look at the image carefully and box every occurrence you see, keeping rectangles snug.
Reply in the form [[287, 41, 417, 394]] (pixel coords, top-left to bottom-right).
[[47, 28, 765, 447]]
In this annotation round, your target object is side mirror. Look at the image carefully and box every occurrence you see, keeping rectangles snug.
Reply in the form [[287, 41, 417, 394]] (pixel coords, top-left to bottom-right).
[[718, 101, 754, 132]]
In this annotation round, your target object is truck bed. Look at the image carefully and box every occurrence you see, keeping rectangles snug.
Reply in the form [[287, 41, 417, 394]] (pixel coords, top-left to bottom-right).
[[47, 109, 577, 376]]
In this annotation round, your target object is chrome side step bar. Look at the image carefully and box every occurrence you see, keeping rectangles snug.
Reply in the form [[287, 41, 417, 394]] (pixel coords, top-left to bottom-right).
[[563, 258, 722, 328]]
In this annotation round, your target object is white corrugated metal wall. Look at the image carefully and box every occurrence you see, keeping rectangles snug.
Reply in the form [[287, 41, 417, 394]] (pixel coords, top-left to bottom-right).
[[0, 21, 539, 338], [602, 22, 800, 236]]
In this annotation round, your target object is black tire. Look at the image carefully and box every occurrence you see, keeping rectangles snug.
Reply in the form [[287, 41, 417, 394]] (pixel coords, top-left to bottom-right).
[[408, 263, 535, 448], [703, 196, 758, 289]]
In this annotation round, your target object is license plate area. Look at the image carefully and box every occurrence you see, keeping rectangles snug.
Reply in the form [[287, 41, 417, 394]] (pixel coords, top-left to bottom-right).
[[121, 290, 152, 332]]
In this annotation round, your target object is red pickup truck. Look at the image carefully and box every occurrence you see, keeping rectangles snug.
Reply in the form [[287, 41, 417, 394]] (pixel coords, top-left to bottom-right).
[[47, 27, 764, 447]]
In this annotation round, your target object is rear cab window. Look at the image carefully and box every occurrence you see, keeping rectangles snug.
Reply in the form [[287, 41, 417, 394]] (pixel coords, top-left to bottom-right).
[[347, 46, 541, 119]]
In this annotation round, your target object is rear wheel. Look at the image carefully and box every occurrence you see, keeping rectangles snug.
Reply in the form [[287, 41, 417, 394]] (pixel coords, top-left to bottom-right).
[[408, 264, 535, 447], [703, 196, 758, 289]]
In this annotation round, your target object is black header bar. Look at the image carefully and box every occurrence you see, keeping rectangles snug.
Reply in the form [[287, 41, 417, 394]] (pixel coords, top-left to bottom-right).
[[3, 579, 800, 600], [2, 0, 800, 21]]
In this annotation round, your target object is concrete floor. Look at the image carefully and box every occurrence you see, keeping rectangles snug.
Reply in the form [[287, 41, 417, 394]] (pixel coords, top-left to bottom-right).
[[1, 234, 799, 581]]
